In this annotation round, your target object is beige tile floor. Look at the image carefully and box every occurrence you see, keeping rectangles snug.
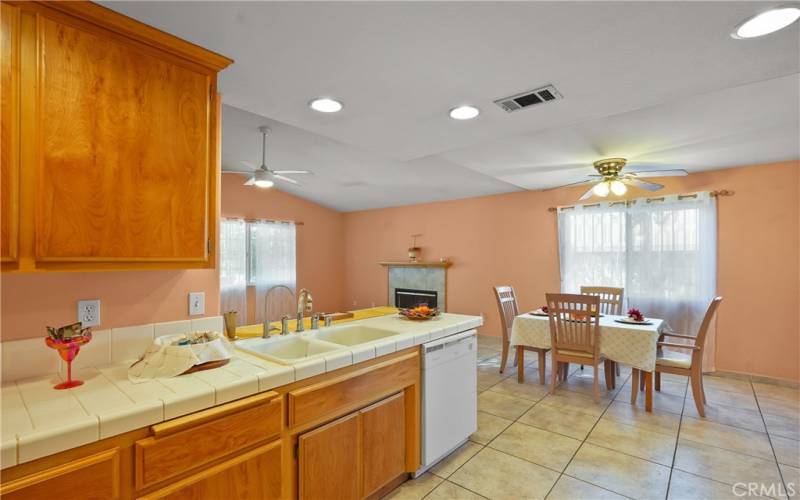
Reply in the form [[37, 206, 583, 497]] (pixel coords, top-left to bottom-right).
[[385, 335, 800, 500]]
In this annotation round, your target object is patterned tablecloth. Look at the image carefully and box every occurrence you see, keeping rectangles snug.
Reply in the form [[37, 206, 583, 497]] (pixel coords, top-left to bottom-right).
[[510, 313, 668, 372]]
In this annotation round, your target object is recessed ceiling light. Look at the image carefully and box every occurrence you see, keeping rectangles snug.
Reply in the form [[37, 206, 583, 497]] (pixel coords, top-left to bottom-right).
[[449, 105, 480, 120], [732, 5, 800, 39], [309, 97, 343, 113]]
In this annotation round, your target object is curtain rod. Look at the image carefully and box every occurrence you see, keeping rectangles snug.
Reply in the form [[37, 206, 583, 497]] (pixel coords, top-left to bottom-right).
[[546, 189, 734, 213], [223, 216, 304, 226]]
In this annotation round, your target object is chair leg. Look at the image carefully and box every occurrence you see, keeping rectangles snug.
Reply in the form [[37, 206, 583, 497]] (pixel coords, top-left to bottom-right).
[[700, 373, 707, 403], [655, 372, 661, 392], [604, 360, 613, 390], [549, 358, 558, 394], [517, 346, 525, 383], [593, 363, 600, 403], [538, 350, 546, 385], [615, 363, 621, 376], [500, 340, 509, 374], [640, 372, 645, 392], [630, 369, 639, 404], [610, 361, 616, 389], [691, 371, 705, 417], [563, 363, 570, 381], [580, 364, 584, 370]]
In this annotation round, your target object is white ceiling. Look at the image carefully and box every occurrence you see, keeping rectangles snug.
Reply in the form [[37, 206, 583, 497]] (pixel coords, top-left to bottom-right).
[[105, 1, 800, 211]]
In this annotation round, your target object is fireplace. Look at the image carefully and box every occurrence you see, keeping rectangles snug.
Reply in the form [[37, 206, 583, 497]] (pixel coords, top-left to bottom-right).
[[395, 288, 438, 309]]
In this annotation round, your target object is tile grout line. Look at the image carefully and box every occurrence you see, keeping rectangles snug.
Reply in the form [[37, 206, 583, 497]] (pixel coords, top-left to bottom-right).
[[663, 372, 689, 500], [750, 374, 791, 497]]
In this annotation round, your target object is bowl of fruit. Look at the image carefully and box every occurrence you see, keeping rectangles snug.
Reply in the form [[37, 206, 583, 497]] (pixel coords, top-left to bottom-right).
[[399, 304, 440, 321]]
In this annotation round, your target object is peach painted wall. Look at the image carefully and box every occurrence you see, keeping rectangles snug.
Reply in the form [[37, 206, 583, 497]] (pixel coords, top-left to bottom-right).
[[343, 161, 800, 382], [1, 269, 220, 341], [221, 173, 346, 322]]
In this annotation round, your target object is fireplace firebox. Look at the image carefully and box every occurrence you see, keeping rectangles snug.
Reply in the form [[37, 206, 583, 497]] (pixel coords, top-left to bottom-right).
[[395, 288, 438, 309]]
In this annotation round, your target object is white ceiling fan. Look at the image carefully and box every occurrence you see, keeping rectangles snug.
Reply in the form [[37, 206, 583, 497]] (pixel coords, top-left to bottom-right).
[[549, 158, 688, 200], [222, 126, 312, 188]]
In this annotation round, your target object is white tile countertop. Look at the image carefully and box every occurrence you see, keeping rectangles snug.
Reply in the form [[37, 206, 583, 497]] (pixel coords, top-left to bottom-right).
[[0, 312, 482, 469]]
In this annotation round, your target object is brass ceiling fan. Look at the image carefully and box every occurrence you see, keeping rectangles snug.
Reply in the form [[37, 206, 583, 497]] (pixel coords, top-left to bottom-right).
[[553, 158, 688, 200]]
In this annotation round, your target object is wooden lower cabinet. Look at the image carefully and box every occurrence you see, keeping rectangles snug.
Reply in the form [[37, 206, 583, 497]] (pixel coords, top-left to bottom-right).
[[298, 392, 407, 500], [298, 412, 361, 500], [361, 393, 406, 497], [0, 448, 121, 500], [139, 441, 282, 500]]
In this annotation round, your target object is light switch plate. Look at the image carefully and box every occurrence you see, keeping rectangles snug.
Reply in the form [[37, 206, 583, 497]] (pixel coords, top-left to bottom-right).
[[77, 299, 101, 327], [188, 292, 205, 316]]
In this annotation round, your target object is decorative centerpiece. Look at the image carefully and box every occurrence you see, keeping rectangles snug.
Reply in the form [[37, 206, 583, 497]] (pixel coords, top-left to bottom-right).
[[399, 304, 440, 321], [531, 305, 549, 317], [614, 307, 653, 325], [45, 322, 92, 390], [128, 330, 235, 383]]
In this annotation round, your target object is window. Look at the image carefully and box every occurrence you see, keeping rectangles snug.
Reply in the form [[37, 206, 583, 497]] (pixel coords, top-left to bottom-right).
[[558, 193, 716, 336], [220, 218, 296, 324]]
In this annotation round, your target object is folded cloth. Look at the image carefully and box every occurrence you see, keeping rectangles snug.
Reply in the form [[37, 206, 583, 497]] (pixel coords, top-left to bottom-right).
[[128, 332, 235, 383]]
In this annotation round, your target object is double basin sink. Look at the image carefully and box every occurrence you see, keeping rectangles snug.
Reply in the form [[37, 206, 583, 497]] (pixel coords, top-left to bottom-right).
[[235, 324, 400, 365]]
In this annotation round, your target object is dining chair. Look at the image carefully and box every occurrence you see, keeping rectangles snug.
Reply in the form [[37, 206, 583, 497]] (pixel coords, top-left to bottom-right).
[[651, 296, 723, 417], [493, 286, 550, 384], [545, 293, 605, 402], [580, 286, 624, 377]]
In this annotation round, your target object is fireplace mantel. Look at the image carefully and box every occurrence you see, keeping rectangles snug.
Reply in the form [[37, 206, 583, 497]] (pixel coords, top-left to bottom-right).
[[379, 261, 452, 268]]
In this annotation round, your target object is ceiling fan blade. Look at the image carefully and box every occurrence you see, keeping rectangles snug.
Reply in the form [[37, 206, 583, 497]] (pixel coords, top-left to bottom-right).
[[240, 160, 259, 170], [543, 178, 597, 191], [243, 177, 256, 186], [272, 170, 313, 175], [271, 174, 300, 185], [222, 169, 255, 175], [623, 177, 664, 191], [579, 185, 597, 201], [627, 169, 688, 178]]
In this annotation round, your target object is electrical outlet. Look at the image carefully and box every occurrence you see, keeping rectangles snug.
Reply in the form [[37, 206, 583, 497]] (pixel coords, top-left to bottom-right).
[[77, 299, 101, 327], [189, 292, 205, 316]]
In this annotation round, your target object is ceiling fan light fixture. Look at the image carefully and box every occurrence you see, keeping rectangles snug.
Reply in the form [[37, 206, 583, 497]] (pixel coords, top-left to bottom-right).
[[449, 105, 480, 120], [732, 6, 800, 38], [592, 181, 611, 197], [254, 170, 274, 189], [309, 97, 343, 113], [610, 180, 627, 196]]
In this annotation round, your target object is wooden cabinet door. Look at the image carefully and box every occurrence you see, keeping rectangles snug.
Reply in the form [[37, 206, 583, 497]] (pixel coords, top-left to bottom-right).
[[139, 441, 281, 500], [1, 2, 19, 262], [0, 448, 120, 500], [35, 14, 212, 263], [298, 412, 361, 500], [360, 392, 406, 497]]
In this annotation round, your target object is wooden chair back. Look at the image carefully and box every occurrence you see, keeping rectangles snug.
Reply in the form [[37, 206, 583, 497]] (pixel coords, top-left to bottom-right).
[[546, 293, 601, 357], [493, 286, 519, 340], [580, 286, 624, 315], [692, 296, 723, 356]]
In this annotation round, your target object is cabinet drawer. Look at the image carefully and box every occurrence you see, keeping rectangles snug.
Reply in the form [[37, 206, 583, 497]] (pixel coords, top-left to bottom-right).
[[288, 352, 419, 428], [135, 392, 281, 490], [0, 448, 120, 500]]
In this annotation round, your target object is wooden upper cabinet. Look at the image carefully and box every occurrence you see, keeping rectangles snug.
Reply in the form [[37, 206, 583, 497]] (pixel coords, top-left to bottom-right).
[[1, 2, 20, 262], [1, 1, 232, 270]]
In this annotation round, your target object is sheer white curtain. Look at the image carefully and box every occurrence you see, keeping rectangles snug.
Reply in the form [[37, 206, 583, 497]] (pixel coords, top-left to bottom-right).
[[219, 219, 248, 325], [251, 221, 297, 324], [558, 193, 718, 370], [558, 203, 627, 294]]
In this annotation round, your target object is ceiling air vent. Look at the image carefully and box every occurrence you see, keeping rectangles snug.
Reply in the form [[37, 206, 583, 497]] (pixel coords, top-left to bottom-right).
[[494, 84, 562, 113]]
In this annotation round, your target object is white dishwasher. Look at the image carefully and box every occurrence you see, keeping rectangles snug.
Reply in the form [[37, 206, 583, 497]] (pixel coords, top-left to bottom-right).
[[416, 329, 477, 476]]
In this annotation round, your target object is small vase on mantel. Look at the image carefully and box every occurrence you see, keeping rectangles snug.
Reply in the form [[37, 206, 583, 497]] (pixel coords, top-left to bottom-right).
[[408, 247, 421, 262]]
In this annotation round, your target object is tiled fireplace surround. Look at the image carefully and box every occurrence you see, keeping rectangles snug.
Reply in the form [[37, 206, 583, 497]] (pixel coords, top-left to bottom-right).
[[388, 265, 447, 311], [0, 316, 224, 383]]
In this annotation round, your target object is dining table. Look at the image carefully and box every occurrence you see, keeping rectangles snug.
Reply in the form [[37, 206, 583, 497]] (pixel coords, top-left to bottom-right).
[[510, 312, 670, 412]]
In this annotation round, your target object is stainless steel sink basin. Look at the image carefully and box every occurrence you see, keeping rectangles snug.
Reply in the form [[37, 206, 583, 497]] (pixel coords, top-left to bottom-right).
[[311, 325, 399, 346], [235, 336, 343, 365]]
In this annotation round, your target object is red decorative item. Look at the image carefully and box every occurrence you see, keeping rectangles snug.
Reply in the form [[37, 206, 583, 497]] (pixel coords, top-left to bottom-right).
[[45, 332, 92, 390], [627, 308, 644, 322], [541, 305, 549, 313]]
